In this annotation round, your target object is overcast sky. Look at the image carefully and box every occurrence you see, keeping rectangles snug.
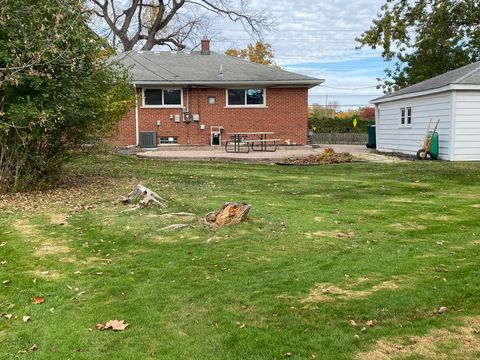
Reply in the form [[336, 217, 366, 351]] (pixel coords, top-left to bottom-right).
[[213, 0, 388, 109]]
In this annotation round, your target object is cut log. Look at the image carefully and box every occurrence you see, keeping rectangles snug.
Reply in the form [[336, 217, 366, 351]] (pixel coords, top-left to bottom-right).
[[206, 202, 251, 226], [119, 184, 167, 208]]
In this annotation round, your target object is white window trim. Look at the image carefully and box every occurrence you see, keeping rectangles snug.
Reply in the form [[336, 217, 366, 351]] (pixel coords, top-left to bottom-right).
[[141, 88, 183, 108], [399, 106, 413, 128], [224, 88, 268, 108]]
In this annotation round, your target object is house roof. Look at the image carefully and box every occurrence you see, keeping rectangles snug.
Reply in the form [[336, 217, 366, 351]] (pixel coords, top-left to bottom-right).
[[111, 50, 323, 88], [371, 61, 480, 103]]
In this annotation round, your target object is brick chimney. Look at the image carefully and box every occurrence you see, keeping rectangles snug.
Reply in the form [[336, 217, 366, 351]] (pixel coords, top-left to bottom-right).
[[201, 38, 210, 55]]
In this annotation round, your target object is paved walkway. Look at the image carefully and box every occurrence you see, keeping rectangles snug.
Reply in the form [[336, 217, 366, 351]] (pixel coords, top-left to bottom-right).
[[136, 145, 406, 163]]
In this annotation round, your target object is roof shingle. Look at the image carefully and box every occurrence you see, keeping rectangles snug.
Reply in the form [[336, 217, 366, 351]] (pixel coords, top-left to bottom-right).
[[111, 51, 323, 87]]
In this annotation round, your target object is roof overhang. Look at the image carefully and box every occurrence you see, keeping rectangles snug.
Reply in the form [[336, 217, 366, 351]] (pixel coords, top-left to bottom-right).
[[133, 79, 324, 89], [371, 84, 480, 104]]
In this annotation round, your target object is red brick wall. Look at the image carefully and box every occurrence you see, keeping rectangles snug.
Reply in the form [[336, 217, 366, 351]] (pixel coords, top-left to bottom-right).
[[112, 86, 309, 146]]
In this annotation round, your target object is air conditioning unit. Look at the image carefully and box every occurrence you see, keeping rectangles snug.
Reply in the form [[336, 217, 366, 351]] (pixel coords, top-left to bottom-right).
[[139, 131, 157, 148]]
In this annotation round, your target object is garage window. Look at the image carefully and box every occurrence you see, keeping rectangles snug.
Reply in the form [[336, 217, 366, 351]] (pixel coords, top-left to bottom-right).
[[400, 107, 412, 127]]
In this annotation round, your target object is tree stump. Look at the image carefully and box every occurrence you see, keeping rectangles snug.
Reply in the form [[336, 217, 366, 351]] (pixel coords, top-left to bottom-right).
[[119, 184, 167, 208], [206, 202, 251, 226]]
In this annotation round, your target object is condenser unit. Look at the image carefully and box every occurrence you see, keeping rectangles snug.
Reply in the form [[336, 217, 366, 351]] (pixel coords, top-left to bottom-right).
[[139, 131, 157, 148]]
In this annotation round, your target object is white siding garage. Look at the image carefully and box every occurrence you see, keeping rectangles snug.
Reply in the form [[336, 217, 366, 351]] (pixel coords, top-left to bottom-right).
[[454, 91, 480, 161], [372, 62, 480, 161], [376, 93, 452, 160]]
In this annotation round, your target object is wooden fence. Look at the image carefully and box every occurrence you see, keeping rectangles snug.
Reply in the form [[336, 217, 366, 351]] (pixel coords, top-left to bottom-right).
[[311, 133, 368, 145]]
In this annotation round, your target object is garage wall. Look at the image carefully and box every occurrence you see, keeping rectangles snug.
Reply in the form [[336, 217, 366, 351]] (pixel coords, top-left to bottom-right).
[[454, 91, 480, 161], [376, 92, 452, 160]]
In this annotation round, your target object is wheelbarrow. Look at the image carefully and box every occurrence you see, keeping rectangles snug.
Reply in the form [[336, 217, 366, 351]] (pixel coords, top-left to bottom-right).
[[417, 119, 440, 160]]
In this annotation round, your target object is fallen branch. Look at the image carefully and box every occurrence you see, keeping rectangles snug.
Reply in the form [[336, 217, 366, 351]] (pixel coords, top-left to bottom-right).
[[119, 184, 167, 208]]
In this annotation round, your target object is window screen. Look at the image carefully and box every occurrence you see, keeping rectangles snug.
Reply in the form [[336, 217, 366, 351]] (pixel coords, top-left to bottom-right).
[[144, 89, 163, 105]]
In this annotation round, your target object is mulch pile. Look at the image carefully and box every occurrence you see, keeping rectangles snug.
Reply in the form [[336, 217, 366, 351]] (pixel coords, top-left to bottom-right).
[[280, 148, 354, 165]]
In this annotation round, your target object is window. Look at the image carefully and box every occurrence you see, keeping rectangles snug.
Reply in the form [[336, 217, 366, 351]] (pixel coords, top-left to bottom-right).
[[226, 89, 266, 106], [143, 88, 182, 107], [159, 137, 177, 144], [400, 107, 412, 127]]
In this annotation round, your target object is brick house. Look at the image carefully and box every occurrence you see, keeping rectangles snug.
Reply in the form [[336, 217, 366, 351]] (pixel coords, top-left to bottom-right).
[[112, 40, 323, 147]]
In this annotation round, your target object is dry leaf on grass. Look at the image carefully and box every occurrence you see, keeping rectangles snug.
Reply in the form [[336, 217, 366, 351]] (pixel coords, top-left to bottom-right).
[[22, 315, 30, 322], [437, 306, 448, 314], [32, 296, 45, 305], [18, 344, 37, 353], [97, 319, 128, 331], [4, 314, 12, 320]]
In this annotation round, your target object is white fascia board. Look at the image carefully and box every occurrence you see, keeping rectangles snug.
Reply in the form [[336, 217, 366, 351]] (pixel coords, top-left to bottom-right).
[[370, 84, 480, 104]]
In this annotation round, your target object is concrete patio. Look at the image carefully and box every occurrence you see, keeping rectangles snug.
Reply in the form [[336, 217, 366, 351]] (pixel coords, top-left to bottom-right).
[[135, 145, 406, 163]]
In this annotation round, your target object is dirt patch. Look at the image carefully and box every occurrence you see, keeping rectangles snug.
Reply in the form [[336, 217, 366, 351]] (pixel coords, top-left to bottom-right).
[[302, 280, 399, 304], [314, 216, 325, 222], [0, 174, 130, 212], [363, 209, 383, 215], [50, 213, 70, 226], [34, 242, 71, 257], [390, 223, 426, 231], [471, 240, 480, 246], [30, 270, 63, 280], [12, 219, 40, 239], [305, 230, 354, 239], [152, 235, 178, 244], [356, 316, 480, 360], [416, 214, 461, 222]]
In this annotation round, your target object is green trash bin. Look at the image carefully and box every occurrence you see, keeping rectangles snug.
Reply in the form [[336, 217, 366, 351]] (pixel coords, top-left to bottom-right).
[[366, 125, 376, 149]]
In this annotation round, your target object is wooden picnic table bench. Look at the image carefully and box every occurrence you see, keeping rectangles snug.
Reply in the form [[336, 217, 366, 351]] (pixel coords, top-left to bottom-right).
[[225, 132, 279, 153]]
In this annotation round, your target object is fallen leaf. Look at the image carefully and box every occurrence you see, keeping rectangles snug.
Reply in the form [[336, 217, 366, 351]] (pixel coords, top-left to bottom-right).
[[350, 320, 357, 326], [96, 272, 103, 276], [32, 278, 37, 284], [105, 319, 128, 331], [97, 319, 128, 331], [28, 344, 38, 352], [40, 271, 49, 275], [4, 314, 12, 320], [178, 330, 187, 336], [32, 296, 45, 305], [239, 323, 246, 329], [0, 260, 6, 265], [366, 320, 375, 327], [74, 271, 81, 275], [2, 280, 10, 285], [437, 306, 448, 314], [22, 315, 30, 322]]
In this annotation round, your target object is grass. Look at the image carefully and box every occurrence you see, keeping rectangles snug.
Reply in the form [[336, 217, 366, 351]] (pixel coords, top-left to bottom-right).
[[1, 153, 480, 359]]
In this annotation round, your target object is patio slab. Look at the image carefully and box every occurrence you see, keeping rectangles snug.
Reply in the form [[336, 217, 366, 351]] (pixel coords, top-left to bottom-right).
[[135, 145, 406, 163]]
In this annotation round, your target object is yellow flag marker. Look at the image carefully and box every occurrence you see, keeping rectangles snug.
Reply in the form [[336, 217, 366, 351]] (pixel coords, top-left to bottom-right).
[[353, 118, 358, 128]]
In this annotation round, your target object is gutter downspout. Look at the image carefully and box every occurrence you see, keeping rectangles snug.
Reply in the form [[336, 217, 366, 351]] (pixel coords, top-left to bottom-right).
[[134, 85, 139, 146]]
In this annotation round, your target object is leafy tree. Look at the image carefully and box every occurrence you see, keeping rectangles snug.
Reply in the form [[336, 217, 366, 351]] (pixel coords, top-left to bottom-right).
[[88, 0, 274, 51], [225, 41, 279, 67], [359, 107, 375, 120], [357, 0, 480, 93], [0, 0, 134, 190]]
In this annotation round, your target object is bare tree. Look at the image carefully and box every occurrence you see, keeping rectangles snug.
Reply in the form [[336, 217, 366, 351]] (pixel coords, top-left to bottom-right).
[[88, 0, 274, 51]]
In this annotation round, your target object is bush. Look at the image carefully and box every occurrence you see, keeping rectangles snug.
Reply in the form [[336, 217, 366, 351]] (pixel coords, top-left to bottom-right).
[[0, 0, 134, 190], [308, 116, 374, 133]]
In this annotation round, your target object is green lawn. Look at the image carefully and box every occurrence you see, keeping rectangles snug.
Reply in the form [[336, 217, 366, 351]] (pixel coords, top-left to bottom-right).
[[1, 153, 480, 359]]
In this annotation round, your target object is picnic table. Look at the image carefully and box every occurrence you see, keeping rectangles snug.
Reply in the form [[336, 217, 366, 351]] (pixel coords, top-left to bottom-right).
[[225, 132, 280, 153]]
